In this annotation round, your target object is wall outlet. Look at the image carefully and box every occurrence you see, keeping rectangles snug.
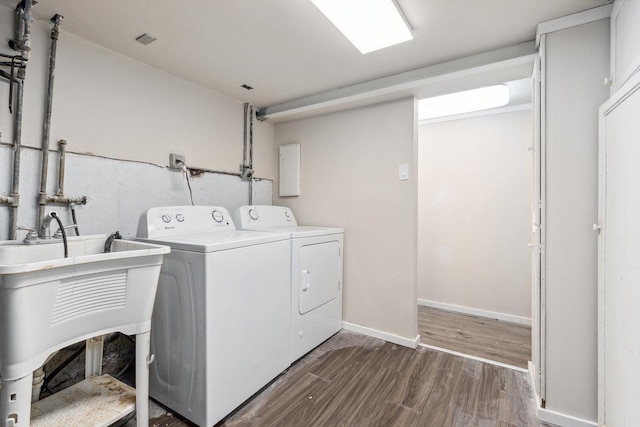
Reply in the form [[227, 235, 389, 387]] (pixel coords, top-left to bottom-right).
[[169, 153, 186, 169]]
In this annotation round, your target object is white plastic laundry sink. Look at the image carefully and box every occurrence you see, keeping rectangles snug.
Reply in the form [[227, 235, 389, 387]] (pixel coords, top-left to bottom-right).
[[0, 234, 170, 381]]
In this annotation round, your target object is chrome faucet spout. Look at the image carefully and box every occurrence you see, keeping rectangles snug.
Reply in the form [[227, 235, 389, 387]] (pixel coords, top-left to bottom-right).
[[40, 211, 58, 239]]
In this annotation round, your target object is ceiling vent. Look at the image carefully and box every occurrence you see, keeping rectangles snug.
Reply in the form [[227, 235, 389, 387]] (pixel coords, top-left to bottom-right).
[[135, 33, 157, 45]]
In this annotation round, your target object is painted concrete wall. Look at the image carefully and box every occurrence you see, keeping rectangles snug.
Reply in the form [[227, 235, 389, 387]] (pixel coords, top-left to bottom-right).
[[0, 6, 275, 240], [417, 109, 532, 321], [273, 98, 418, 341], [0, 145, 272, 240], [543, 18, 610, 422]]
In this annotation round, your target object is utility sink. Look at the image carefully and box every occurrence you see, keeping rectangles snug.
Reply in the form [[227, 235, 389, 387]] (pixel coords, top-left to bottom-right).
[[0, 234, 170, 381]]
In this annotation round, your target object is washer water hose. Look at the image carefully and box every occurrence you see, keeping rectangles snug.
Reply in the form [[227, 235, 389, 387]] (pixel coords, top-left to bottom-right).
[[104, 231, 122, 253], [49, 212, 68, 258]]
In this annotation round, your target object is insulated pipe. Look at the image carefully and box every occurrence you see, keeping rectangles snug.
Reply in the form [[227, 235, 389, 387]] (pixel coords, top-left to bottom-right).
[[37, 15, 63, 235], [9, 0, 33, 59]]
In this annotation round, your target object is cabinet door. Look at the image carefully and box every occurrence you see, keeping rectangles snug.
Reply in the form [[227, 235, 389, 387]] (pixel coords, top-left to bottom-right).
[[611, 0, 640, 92], [598, 71, 640, 426], [298, 241, 341, 314]]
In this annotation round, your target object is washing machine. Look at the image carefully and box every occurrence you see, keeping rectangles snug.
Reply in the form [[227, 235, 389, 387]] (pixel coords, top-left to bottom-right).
[[233, 205, 343, 363], [137, 206, 290, 427]]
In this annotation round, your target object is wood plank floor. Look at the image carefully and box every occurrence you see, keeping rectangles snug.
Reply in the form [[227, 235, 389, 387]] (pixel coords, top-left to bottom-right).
[[131, 330, 549, 427], [418, 305, 532, 370]]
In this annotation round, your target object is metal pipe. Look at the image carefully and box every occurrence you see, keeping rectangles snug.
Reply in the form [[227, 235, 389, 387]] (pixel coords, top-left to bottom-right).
[[37, 15, 64, 235], [249, 105, 254, 169], [47, 195, 87, 204], [9, 81, 24, 239], [185, 166, 243, 178], [56, 139, 67, 196], [4, 1, 33, 240], [242, 103, 248, 168], [248, 105, 254, 204]]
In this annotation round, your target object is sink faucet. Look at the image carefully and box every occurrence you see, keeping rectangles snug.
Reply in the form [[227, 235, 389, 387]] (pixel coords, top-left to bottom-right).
[[40, 211, 59, 239]]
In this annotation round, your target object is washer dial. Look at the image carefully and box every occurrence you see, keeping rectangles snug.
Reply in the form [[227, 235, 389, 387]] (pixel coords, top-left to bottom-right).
[[248, 208, 259, 221], [211, 209, 224, 223]]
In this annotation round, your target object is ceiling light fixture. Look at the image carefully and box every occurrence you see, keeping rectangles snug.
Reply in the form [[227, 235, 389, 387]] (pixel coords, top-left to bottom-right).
[[309, 0, 413, 54], [418, 85, 510, 121]]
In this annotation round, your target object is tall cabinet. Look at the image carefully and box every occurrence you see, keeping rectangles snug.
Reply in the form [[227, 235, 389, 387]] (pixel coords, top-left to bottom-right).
[[532, 7, 611, 425], [598, 1, 640, 425]]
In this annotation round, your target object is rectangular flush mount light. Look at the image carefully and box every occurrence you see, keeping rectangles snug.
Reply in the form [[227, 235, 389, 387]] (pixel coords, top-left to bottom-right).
[[418, 85, 510, 121], [310, 0, 413, 54]]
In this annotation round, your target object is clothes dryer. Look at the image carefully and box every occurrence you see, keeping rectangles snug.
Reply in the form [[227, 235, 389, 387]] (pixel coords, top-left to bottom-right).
[[234, 205, 343, 363], [137, 206, 290, 427]]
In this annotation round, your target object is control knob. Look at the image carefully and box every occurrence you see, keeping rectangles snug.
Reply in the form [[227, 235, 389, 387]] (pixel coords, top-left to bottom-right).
[[211, 209, 224, 223]]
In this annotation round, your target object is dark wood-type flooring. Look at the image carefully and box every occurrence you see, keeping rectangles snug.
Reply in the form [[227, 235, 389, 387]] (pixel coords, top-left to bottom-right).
[[131, 330, 549, 427], [418, 306, 532, 370]]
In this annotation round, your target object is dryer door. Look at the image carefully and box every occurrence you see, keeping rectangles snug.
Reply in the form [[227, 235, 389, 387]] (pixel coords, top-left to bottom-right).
[[298, 241, 341, 314]]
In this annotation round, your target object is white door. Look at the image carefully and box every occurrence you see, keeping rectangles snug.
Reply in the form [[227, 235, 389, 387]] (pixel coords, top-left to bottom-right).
[[598, 71, 640, 426]]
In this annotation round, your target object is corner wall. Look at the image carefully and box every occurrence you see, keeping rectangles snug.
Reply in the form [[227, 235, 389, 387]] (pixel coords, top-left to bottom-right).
[[542, 18, 610, 422], [273, 98, 418, 342]]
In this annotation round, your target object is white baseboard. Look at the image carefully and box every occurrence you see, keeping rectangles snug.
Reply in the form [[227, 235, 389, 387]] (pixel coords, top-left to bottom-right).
[[417, 299, 531, 326], [342, 321, 420, 349], [421, 342, 527, 372], [528, 362, 597, 427]]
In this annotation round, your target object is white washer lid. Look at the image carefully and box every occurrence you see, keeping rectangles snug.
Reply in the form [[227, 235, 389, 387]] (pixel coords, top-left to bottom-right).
[[138, 230, 289, 252]]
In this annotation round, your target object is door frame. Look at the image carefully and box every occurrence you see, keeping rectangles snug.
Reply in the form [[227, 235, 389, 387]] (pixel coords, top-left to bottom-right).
[[531, 36, 547, 405]]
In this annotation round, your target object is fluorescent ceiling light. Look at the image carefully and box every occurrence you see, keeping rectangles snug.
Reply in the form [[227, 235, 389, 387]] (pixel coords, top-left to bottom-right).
[[310, 0, 413, 54], [418, 85, 510, 121]]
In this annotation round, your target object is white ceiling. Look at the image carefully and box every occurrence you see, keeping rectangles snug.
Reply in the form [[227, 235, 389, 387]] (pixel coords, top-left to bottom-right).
[[3, 0, 610, 110]]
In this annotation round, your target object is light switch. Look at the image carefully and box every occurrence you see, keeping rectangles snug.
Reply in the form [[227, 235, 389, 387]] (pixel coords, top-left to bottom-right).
[[399, 163, 409, 181]]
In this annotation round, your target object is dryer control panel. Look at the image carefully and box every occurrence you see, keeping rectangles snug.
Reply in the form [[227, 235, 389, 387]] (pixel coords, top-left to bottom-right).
[[233, 205, 297, 229], [137, 206, 235, 238]]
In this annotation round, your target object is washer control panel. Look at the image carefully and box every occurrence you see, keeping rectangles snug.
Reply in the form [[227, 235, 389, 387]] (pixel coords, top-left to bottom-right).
[[233, 205, 297, 229], [137, 206, 235, 238]]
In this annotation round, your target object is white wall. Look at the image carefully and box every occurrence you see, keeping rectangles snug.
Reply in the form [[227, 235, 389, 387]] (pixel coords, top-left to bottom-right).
[[417, 109, 532, 321], [273, 98, 418, 341], [0, 6, 275, 240], [0, 7, 274, 176], [542, 18, 610, 422]]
